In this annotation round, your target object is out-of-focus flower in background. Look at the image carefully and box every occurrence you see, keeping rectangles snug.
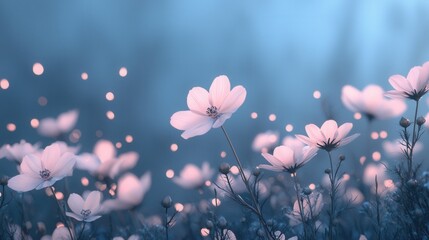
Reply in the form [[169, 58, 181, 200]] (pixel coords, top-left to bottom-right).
[[170, 75, 246, 139], [382, 139, 423, 158], [8, 143, 76, 192], [259, 145, 317, 173], [252, 131, 279, 153], [66, 190, 102, 222], [173, 162, 214, 189], [341, 84, 406, 120], [37, 109, 79, 138], [0, 140, 40, 163]]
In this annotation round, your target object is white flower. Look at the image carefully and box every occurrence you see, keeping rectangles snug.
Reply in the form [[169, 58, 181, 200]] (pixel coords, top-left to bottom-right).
[[341, 84, 406, 120], [259, 145, 317, 173], [38, 109, 79, 137], [252, 131, 279, 152], [173, 162, 214, 189], [382, 139, 423, 158], [289, 192, 323, 225], [0, 140, 40, 163], [170, 75, 246, 139], [100, 172, 151, 213], [66, 191, 102, 222], [385, 62, 429, 101], [52, 226, 74, 240], [295, 120, 359, 152], [7, 143, 76, 192], [76, 140, 138, 179]]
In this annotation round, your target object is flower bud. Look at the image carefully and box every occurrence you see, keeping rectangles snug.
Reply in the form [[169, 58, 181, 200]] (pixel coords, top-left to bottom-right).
[[217, 216, 227, 229], [219, 163, 231, 175], [400, 117, 411, 128], [161, 196, 172, 208], [252, 168, 261, 177], [324, 169, 331, 174], [303, 187, 312, 195], [417, 116, 426, 126], [339, 155, 346, 161], [206, 220, 214, 229], [0, 176, 8, 186]]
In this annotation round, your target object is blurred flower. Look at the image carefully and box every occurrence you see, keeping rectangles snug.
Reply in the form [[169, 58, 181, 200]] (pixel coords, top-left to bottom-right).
[[382, 139, 423, 158], [100, 172, 151, 213], [38, 109, 79, 138], [216, 169, 250, 194], [8, 143, 76, 192], [290, 192, 323, 225], [252, 131, 279, 152], [170, 75, 246, 139], [259, 145, 317, 173], [282, 136, 306, 149], [52, 226, 74, 240], [215, 229, 236, 240], [343, 187, 364, 205], [341, 84, 406, 120], [0, 140, 40, 163], [296, 120, 359, 152], [54, 141, 80, 155], [76, 140, 138, 179], [66, 191, 102, 222], [173, 162, 214, 189], [385, 62, 429, 101], [363, 163, 394, 194]]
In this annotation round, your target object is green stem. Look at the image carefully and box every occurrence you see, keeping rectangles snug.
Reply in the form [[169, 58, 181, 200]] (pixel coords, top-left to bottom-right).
[[292, 173, 307, 239], [408, 100, 420, 179], [327, 151, 335, 240], [77, 222, 86, 240], [165, 207, 169, 240], [50, 187, 74, 240]]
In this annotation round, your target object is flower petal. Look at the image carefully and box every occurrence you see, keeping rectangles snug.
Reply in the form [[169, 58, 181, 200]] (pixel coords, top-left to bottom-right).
[[20, 154, 42, 177], [93, 140, 116, 163], [41, 143, 61, 171], [68, 193, 84, 215], [170, 111, 208, 130], [407, 66, 422, 90], [219, 86, 246, 114], [389, 75, 412, 92], [273, 145, 295, 167], [305, 124, 325, 143], [341, 85, 362, 113], [261, 152, 283, 167], [84, 215, 101, 222], [339, 133, 360, 147], [51, 152, 76, 178], [258, 164, 282, 172], [336, 122, 353, 141], [65, 212, 83, 221], [187, 87, 210, 115], [384, 90, 406, 99], [212, 113, 232, 128], [320, 120, 338, 141], [83, 191, 101, 213], [295, 135, 315, 146], [181, 117, 213, 139], [209, 75, 231, 108], [8, 174, 43, 192]]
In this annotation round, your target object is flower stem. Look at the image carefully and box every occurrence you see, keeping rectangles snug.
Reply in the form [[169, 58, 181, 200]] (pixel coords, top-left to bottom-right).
[[77, 222, 86, 240], [165, 207, 169, 240], [0, 185, 5, 209], [220, 126, 274, 240], [327, 151, 335, 240], [50, 186, 74, 240], [408, 100, 420, 179], [292, 173, 307, 239]]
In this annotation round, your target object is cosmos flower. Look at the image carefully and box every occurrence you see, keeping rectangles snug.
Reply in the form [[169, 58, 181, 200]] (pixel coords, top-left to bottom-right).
[[38, 109, 79, 138], [259, 145, 317, 173], [7, 143, 76, 192], [100, 172, 151, 213], [66, 191, 102, 222], [75, 140, 138, 179], [170, 75, 246, 139], [295, 120, 359, 152], [385, 62, 429, 101], [252, 131, 279, 153], [0, 140, 40, 163], [382, 139, 423, 158], [341, 84, 406, 120], [289, 192, 323, 225], [363, 163, 395, 194], [173, 162, 214, 189]]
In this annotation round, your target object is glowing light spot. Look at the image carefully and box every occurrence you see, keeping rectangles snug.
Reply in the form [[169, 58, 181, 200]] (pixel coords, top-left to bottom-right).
[[379, 131, 388, 139], [251, 112, 258, 119], [354, 112, 362, 120], [384, 179, 394, 188], [211, 198, 221, 206], [342, 174, 350, 181], [313, 90, 321, 99], [30, 118, 39, 128], [96, 130, 103, 138], [0, 79, 9, 90], [125, 135, 133, 143], [45, 187, 54, 196], [33, 63, 44, 75], [81, 72, 88, 80], [119, 67, 128, 77], [175, 203, 184, 212], [205, 180, 211, 187], [115, 142, 122, 149], [95, 182, 107, 191], [372, 151, 381, 161], [359, 156, 366, 165], [371, 132, 379, 140], [69, 129, 81, 143], [269, 114, 276, 122], [81, 177, 89, 186], [166, 169, 175, 178], [230, 166, 239, 175], [285, 124, 294, 132], [220, 151, 227, 158], [111, 184, 117, 191], [56, 223, 65, 228], [7, 123, 16, 132], [309, 183, 316, 190], [38, 96, 48, 106], [55, 192, 64, 200], [170, 143, 178, 152], [106, 111, 115, 120], [106, 92, 115, 101], [201, 228, 210, 237], [109, 189, 115, 196]]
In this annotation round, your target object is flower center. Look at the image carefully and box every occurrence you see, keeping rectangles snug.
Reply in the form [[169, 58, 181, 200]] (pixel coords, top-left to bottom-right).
[[316, 138, 340, 152], [81, 209, 91, 219], [206, 106, 219, 119], [39, 169, 52, 180]]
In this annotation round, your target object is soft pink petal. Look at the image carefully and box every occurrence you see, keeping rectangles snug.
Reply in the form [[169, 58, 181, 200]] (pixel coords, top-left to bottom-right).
[[273, 146, 295, 166], [407, 66, 422, 90], [170, 111, 207, 131], [336, 123, 353, 141], [84, 215, 101, 222], [258, 164, 282, 172], [181, 118, 213, 139], [109, 152, 138, 179], [187, 87, 210, 115], [341, 85, 362, 113], [51, 152, 76, 178], [41, 144, 61, 170], [58, 110, 79, 132], [384, 90, 406, 99], [65, 212, 83, 221], [83, 191, 101, 213], [68, 193, 84, 215], [419, 62, 429, 87], [261, 152, 283, 167], [305, 124, 325, 143], [8, 174, 42, 192], [321, 120, 338, 141], [219, 86, 246, 114], [20, 154, 41, 177], [93, 140, 116, 163], [209, 75, 231, 108], [339, 133, 360, 147], [212, 113, 232, 128], [389, 75, 412, 92], [295, 135, 315, 146]]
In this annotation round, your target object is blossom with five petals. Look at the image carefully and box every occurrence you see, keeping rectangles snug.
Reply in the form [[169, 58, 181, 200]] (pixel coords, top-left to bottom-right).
[[7, 143, 76, 192], [259, 145, 318, 173], [295, 120, 359, 152], [170, 75, 246, 139], [385, 62, 429, 101], [66, 191, 102, 222]]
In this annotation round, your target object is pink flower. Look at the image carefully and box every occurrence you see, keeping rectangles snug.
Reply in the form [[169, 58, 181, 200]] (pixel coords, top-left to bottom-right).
[[385, 62, 429, 101], [170, 75, 246, 139], [259, 145, 317, 173], [7, 143, 76, 192], [252, 131, 279, 153], [295, 120, 359, 152], [66, 191, 102, 222], [173, 162, 214, 189], [0, 140, 40, 163], [38, 109, 79, 138], [341, 84, 406, 120]]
